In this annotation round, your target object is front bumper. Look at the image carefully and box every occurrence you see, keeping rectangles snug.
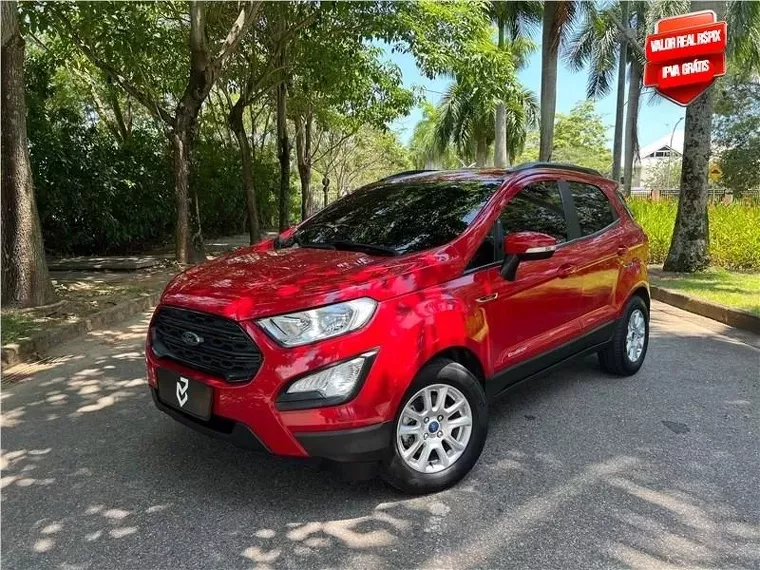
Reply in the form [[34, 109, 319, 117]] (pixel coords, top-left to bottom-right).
[[295, 422, 394, 462], [145, 299, 427, 461], [151, 388, 268, 452], [151, 387, 393, 462]]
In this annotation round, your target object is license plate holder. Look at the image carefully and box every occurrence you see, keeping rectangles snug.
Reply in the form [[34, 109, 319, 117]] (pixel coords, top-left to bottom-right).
[[156, 368, 212, 421]]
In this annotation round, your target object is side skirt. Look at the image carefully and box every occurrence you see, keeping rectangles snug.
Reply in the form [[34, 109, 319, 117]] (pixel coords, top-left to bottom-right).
[[486, 321, 616, 401]]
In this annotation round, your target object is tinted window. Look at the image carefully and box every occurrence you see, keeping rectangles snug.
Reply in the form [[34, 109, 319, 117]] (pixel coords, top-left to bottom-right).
[[500, 181, 567, 242], [467, 229, 496, 270], [569, 182, 617, 236], [294, 179, 499, 254]]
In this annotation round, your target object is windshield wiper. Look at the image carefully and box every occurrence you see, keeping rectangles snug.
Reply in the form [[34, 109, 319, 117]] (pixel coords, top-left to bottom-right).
[[327, 241, 399, 256], [300, 242, 336, 250], [274, 234, 335, 250], [276, 235, 398, 256]]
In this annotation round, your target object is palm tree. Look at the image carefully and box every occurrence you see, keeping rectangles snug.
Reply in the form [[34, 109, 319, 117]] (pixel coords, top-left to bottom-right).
[[567, 1, 627, 181], [665, 0, 760, 271], [503, 84, 540, 163], [433, 79, 538, 168], [435, 82, 494, 167], [409, 102, 439, 169], [567, 1, 686, 194], [488, 1, 542, 167], [611, 1, 628, 183], [409, 102, 462, 169], [539, 0, 580, 161]]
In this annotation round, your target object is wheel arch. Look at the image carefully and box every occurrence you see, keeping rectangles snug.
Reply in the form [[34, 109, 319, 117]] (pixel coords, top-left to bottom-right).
[[629, 284, 651, 311], [421, 346, 487, 388]]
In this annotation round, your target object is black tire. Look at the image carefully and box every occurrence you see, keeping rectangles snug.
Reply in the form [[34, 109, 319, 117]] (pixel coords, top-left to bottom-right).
[[598, 296, 649, 376], [383, 358, 488, 494]]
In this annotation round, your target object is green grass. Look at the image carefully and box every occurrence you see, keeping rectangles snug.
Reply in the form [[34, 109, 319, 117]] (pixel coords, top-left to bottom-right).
[[651, 268, 760, 316], [1, 313, 44, 344], [628, 199, 760, 270], [1, 282, 157, 346]]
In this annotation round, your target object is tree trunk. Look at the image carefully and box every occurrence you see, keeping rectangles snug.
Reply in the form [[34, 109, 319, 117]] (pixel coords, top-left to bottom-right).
[[475, 138, 488, 167], [494, 21, 508, 168], [622, 61, 642, 197], [64, 1, 258, 264], [230, 103, 260, 244], [539, 2, 559, 161], [663, 0, 725, 273], [276, 72, 290, 231], [295, 114, 314, 220], [171, 130, 191, 264], [611, 2, 629, 183], [171, 117, 205, 264], [663, 87, 715, 272], [1, 1, 57, 308], [108, 84, 130, 141]]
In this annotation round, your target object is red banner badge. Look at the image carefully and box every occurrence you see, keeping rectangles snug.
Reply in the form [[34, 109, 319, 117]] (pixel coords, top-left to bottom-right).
[[643, 10, 727, 106]]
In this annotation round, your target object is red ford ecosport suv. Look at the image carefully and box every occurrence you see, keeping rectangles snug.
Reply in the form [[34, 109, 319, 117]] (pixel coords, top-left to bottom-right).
[[147, 163, 649, 494]]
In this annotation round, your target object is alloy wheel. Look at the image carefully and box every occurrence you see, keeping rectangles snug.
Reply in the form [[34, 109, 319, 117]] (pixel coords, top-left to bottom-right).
[[626, 309, 646, 363], [396, 383, 473, 474]]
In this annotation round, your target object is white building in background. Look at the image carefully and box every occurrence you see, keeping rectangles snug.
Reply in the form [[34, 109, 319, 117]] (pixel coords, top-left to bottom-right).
[[631, 130, 684, 190]]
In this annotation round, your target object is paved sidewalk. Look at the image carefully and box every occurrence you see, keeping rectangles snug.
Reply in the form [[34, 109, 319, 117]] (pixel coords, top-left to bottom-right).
[[2, 234, 265, 367]]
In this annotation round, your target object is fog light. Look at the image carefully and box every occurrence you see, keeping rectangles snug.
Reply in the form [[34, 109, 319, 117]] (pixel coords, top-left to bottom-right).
[[278, 352, 376, 409]]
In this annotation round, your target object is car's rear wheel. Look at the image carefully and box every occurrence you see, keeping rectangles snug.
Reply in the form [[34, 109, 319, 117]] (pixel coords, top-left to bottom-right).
[[598, 296, 649, 376], [383, 359, 488, 494]]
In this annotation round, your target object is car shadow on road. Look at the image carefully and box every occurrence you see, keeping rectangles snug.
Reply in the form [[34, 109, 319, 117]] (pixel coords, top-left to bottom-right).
[[2, 311, 759, 569]]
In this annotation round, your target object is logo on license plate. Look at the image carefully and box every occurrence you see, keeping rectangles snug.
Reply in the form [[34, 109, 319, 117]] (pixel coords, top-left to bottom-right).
[[176, 377, 189, 407]]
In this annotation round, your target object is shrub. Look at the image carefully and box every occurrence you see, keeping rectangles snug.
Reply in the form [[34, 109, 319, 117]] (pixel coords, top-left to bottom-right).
[[192, 139, 246, 238], [31, 111, 176, 255], [26, 52, 281, 256], [628, 199, 760, 270]]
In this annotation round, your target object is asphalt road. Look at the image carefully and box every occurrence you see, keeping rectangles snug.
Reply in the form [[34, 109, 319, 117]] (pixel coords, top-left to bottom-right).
[[2, 301, 759, 570]]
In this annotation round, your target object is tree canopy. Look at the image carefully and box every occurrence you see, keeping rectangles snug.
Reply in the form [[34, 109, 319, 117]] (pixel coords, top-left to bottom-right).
[[713, 71, 760, 197], [516, 100, 612, 174]]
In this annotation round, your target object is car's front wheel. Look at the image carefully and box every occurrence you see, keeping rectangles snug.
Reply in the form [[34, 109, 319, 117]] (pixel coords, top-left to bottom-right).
[[383, 359, 488, 494]]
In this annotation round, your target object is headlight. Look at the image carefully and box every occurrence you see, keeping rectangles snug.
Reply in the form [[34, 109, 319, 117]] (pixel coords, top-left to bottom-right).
[[277, 352, 377, 409], [257, 298, 377, 347]]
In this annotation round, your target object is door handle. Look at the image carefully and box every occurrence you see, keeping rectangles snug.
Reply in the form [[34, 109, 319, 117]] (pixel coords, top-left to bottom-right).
[[556, 263, 575, 278], [616, 245, 627, 256], [476, 293, 499, 304]]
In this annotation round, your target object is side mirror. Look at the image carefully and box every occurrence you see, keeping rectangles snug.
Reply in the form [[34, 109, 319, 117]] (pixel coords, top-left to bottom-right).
[[505, 231, 557, 260], [273, 227, 297, 249], [500, 232, 558, 281]]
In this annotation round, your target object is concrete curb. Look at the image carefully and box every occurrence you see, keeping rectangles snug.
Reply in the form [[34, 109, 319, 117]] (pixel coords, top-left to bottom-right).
[[1, 292, 160, 368], [651, 285, 760, 335]]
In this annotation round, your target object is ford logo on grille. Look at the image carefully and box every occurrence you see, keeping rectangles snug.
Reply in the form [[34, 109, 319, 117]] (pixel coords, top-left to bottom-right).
[[181, 331, 204, 346]]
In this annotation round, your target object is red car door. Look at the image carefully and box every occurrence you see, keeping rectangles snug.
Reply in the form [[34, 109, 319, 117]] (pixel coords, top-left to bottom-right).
[[562, 179, 625, 332], [467, 178, 583, 384]]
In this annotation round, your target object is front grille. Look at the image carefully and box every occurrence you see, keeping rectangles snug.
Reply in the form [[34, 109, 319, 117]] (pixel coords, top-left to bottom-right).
[[150, 306, 262, 382]]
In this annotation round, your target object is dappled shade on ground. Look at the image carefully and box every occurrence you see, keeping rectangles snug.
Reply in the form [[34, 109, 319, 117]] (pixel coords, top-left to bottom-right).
[[1, 303, 759, 569]]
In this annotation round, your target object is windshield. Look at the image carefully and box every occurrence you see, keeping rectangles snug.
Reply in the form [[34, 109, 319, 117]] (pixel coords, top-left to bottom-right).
[[293, 178, 500, 255]]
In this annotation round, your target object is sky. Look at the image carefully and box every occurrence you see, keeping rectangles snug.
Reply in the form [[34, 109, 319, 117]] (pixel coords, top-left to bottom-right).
[[384, 47, 687, 153]]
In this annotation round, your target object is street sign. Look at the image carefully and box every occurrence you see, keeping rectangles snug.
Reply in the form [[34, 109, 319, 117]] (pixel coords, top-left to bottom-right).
[[709, 164, 722, 182]]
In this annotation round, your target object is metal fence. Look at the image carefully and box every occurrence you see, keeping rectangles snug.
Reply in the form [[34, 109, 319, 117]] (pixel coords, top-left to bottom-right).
[[631, 187, 760, 202]]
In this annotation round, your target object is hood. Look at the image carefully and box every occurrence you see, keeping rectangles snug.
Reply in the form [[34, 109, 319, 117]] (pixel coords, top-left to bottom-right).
[[160, 245, 459, 321]]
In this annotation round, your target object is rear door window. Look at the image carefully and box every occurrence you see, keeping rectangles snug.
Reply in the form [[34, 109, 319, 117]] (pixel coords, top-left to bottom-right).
[[568, 182, 617, 236]]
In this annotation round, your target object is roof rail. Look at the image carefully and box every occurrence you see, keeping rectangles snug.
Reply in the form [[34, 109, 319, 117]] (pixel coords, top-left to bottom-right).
[[379, 169, 437, 181], [510, 161, 604, 178]]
